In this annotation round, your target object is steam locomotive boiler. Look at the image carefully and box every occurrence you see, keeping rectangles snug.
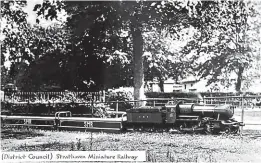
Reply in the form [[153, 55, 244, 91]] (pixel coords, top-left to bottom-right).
[[124, 101, 244, 134]]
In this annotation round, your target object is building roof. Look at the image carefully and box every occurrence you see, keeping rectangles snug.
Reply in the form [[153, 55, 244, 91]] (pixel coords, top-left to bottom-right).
[[180, 76, 199, 83], [164, 78, 175, 84]]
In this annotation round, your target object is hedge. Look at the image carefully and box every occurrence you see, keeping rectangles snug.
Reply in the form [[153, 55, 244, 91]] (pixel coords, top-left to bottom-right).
[[145, 92, 203, 99]]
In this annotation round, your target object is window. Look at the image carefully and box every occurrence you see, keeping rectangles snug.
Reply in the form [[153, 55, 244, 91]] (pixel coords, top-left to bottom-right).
[[185, 84, 186, 90]]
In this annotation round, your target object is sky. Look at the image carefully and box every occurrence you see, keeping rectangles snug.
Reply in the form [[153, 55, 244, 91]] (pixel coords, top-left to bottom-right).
[[23, 0, 68, 27]]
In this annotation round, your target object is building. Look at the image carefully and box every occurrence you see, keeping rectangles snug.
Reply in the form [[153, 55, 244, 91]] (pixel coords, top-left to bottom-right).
[[146, 78, 183, 92], [180, 75, 238, 93], [146, 73, 261, 93], [179, 76, 199, 92]]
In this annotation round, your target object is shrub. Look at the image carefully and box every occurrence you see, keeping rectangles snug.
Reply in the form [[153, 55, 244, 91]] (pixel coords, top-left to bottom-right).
[[106, 88, 134, 111], [145, 92, 203, 99], [200, 92, 239, 97]]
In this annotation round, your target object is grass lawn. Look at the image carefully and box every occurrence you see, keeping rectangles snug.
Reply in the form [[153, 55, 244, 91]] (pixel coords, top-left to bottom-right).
[[1, 110, 260, 162], [1, 127, 261, 162]]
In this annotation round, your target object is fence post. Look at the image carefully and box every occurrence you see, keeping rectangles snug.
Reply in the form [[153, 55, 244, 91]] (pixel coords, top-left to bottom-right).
[[102, 90, 105, 102], [210, 94, 213, 104], [4, 90, 5, 101], [240, 94, 244, 134], [91, 99, 94, 117], [116, 100, 119, 118], [12, 92, 14, 103]]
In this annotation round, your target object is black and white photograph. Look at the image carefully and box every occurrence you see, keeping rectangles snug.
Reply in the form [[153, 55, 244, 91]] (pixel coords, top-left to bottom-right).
[[1, 0, 261, 162]]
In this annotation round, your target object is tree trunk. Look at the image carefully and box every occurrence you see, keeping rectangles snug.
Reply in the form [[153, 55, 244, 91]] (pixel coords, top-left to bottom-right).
[[131, 24, 145, 107], [236, 66, 244, 92], [158, 76, 164, 92]]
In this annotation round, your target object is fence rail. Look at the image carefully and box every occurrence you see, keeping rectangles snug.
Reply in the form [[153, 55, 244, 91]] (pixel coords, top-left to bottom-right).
[[202, 95, 261, 108]]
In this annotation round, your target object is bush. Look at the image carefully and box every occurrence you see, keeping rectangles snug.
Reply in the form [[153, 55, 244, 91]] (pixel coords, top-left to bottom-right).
[[106, 88, 134, 111], [145, 92, 203, 99], [200, 92, 239, 97]]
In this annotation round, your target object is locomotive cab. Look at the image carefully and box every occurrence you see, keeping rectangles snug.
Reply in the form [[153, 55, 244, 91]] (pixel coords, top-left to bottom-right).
[[165, 101, 178, 124], [165, 106, 176, 123]]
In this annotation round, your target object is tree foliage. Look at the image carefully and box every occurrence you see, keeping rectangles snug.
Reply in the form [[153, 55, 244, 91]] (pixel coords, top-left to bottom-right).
[[1, 1, 71, 90], [183, 0, 261, 92], [2, 0, 261, 95], [32, 1, 194, 100]]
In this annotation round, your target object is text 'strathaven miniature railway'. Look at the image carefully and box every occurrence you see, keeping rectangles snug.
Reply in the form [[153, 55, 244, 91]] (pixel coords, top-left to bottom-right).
[[1, 101, 244, 134]]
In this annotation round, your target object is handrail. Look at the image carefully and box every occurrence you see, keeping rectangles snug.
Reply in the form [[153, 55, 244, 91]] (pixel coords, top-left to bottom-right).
[[55, 111, 72, 119]]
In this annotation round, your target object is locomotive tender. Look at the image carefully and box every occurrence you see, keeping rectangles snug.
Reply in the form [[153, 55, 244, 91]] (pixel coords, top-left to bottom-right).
[[1, 100, 244, 134]]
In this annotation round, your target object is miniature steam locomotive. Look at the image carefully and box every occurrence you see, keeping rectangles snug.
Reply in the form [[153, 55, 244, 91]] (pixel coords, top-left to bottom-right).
[[123, 101, 244, 134]]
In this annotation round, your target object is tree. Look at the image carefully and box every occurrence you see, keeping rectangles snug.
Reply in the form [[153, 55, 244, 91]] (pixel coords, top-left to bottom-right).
[[33, 1, 196, 105], [143, 27, 196, 92], [182, 0, 261, 92], [1, 1, 72, 90]]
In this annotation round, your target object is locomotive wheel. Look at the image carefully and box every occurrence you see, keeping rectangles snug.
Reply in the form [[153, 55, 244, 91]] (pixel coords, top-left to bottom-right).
[[139, 126, 144, 131], [155, 128, 163, 133], [151, 127, 156, 132], [224, 127, 231, 134], [133, 126, 138, 131], [179, 125, 186, 134], [204, 124, 212, 135], [179, 125, 183, 131]]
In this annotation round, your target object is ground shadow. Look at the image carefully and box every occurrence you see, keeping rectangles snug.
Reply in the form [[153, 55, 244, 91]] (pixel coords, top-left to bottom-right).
[[1, 128, 44, 140]]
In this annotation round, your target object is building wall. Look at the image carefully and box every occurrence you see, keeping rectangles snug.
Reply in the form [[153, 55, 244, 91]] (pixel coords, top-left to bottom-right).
[[151, 83, 161, 92], [183, 82, 196, 92], [149, 83, 182, 92], [164, 84, 174, 92], [149, 77, 260, 93]]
